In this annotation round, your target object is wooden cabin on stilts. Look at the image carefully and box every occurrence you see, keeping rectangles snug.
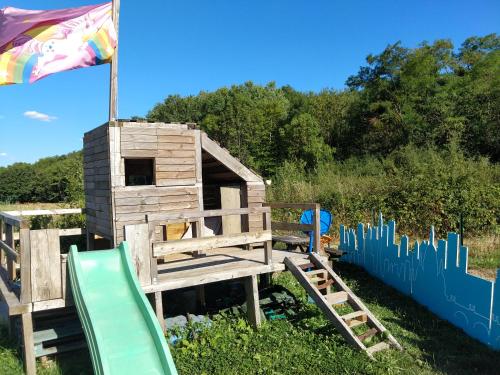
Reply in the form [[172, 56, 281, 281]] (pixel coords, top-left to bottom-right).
[[0, 119, 326, 374]]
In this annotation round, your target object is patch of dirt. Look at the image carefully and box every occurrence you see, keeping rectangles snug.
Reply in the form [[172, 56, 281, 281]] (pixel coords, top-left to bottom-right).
[[468, 267, 497, 281]]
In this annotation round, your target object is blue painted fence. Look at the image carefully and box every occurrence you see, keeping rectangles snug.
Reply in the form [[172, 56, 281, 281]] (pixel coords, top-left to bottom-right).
[[339, 213, 500, 350]]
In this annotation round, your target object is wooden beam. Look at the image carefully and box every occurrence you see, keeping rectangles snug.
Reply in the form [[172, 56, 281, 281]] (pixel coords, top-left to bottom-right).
[[201, 132, 262, 182], [21, 312, 36, 375], [20, 229, 31, 304], [154, 292, 165, 333], [244, 275, 261, 328], [313, 204, 321, 254], [3, 208, 82, 217], [271, 222, 313, 232], [265, 202, 317, 210], [263, 211, 273, 266], [0, 239, 18, 262], [5, 224, 16, 280], [147, 206, 269, 223], [124, 224, 152, 286], [153, 230, 272, 257], [0, 211, 23, 227]]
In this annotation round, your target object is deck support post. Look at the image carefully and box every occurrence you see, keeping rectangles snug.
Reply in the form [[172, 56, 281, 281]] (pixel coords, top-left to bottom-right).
[[244, 275, 261, 329], [195, 285, 206, 312], [5, 223, 16, 281], [0, 218, 4, 266], [154, 291, 166, 333], [86, 230, 95, 250], [313, 204, 321, 254], [21, 312, 36, 375], [263, 211, 273, 266]]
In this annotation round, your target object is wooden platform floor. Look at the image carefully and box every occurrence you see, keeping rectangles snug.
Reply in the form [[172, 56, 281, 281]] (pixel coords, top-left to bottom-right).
[[143, 248, 310, 293]]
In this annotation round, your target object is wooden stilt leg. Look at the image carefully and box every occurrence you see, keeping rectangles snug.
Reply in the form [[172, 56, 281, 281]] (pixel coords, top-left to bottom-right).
[[244, 275, 261, 328], [154, 291, 166, 333], [21, 312, 36, 375], [86, 230, 95, 251], [196, 285, 206, 312]]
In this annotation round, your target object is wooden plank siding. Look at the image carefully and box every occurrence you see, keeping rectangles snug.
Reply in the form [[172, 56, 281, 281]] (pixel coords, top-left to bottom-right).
[[113, 185, 199, 243], [247, 183, 266, 232], [83, 124, 113, 239]]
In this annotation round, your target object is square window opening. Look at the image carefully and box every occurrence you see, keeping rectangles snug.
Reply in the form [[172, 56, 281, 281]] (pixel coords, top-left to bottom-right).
[[125, 158, 155, 186]]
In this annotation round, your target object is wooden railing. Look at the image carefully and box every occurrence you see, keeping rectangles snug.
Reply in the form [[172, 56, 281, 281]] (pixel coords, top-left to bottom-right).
[[124, 206, 273, 286], [265, 202, 321, 253], [0, 211, 26, 284], [0, 209, 84, 309]]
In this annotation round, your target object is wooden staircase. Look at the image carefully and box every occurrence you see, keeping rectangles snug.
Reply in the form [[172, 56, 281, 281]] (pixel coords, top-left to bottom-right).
[[284, 253, 402, 358]]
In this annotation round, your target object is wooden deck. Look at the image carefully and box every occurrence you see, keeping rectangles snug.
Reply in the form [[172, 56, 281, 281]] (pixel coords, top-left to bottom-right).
[[144, 247, 310, 292]]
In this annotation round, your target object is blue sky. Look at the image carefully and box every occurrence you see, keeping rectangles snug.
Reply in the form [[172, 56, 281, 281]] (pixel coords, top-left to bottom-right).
[[0, 0, 499, 167]]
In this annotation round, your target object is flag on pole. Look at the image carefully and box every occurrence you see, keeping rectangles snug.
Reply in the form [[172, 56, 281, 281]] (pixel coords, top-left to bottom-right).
[[0, 2, 116, 85]]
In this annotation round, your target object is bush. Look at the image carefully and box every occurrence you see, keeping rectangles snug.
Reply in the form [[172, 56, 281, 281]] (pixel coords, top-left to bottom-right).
[[268, 145, 500, 237]]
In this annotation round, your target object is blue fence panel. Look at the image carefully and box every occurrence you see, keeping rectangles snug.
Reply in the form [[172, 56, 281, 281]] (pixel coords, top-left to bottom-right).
[[339, 214, 499, 350]]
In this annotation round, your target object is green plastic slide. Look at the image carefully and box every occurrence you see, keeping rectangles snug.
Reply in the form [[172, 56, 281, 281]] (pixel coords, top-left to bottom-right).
[[68, 242, 178, 375]]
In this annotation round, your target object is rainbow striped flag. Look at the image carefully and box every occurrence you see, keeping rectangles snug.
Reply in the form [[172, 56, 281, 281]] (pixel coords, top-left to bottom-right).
[[0, 2, 116, 85]]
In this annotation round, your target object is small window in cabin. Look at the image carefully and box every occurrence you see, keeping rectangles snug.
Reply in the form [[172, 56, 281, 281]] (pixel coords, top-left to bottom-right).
[[125, 158, 155, 186]]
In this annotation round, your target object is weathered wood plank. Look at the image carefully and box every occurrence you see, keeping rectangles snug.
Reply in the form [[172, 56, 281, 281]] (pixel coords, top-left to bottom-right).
[[121, 134, 157, 143], [154, 292, 165, 333], [3, 208, 82, 217], [114, 186, 198, 198], [244, 275, 261, 328], [124, 224, 152, 286], [156, 157, 196, 165], [30, 229, 62, 302], [21, 312, 36, 375], [156, 164, 196, 172], [156, 178, 197, 187], [272, 222, 313, 232], [157, 135, 194, 144], [201, 132, 262, 182], [153, 230, 272, 257], [221, 185, 241, 235], [120, 149, 158, 158], [157, 144, 196, 152], [265, 202, 317, 210], [147, 206, 269, 223], [20, 229, 31, 304]]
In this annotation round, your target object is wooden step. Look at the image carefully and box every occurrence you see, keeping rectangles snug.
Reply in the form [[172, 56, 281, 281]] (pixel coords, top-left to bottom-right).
[[357, 328, 378, 342], [298, 262, 315, 270], [366, 341, 390, 355], [316, 279, 334, 290], [325, 291, 348, 305], [341, 310, 367, 327], [306, 269, 327, 278]]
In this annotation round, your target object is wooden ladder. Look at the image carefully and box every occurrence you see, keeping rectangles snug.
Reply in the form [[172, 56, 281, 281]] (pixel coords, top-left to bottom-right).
[[284, 253, 402, 359]]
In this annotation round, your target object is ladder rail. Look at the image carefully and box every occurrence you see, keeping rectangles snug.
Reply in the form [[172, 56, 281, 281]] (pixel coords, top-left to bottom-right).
[[284, 257, 367, 351], [309, 253, 402, 351]]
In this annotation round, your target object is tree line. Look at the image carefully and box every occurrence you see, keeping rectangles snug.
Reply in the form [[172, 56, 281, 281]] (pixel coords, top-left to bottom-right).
[[146, 34, 499, 174]]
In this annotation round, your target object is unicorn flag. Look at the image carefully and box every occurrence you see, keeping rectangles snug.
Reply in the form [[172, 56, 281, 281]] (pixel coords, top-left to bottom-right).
[[0, 2, 116, 85]]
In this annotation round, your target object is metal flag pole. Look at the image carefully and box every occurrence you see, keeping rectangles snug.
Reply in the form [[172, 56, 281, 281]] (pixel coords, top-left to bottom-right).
[[109, 0, 120, 122]]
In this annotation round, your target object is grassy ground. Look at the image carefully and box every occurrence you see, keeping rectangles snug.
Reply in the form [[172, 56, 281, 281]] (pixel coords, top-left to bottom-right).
[[465, 235, 500, 280], [1, 262, 499, 375]]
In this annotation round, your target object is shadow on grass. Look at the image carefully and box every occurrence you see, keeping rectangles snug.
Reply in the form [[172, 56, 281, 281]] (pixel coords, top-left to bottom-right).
[[331, 262, 500, 375]]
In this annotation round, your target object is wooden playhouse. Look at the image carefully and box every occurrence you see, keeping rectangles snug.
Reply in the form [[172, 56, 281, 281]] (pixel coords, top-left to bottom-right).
[[0, 120, 328, 374]]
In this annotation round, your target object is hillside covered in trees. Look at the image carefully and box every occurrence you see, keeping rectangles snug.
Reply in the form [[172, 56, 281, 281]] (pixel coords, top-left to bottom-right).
[[0, 34, 498, 235]]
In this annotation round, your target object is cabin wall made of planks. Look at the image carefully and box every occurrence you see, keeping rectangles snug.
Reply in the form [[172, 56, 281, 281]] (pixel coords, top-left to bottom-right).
[[113, 185, 200, 244], [119, 125, 198, 187], [83, 124, 113, 239]]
